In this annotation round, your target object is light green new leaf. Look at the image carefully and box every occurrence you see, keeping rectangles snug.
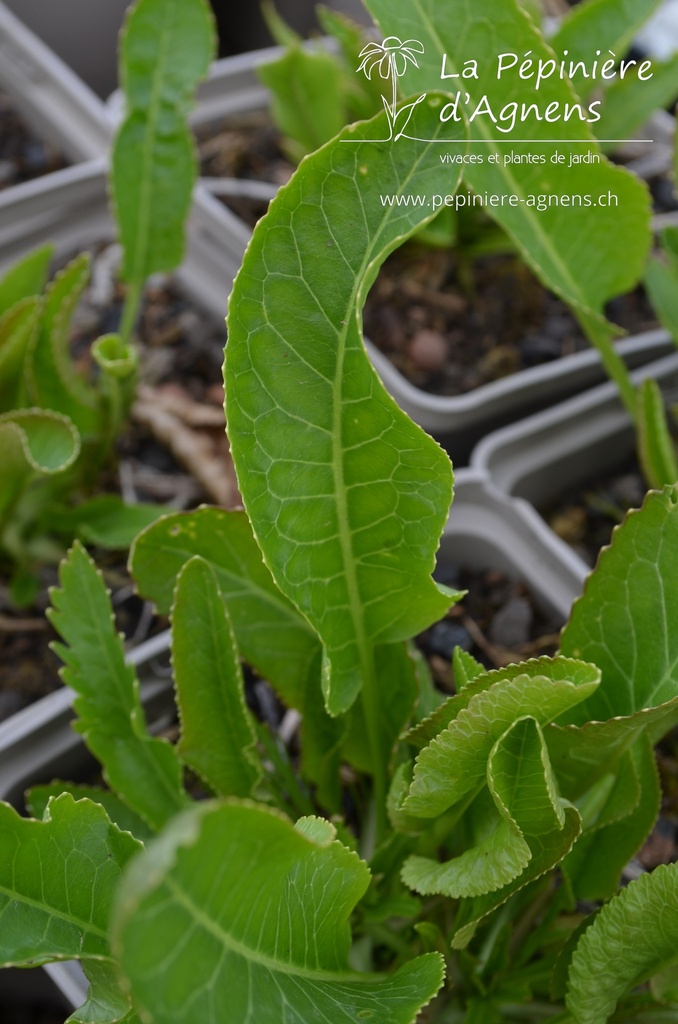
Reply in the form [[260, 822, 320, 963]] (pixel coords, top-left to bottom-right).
[[403, 718, 565, 898], [405, 660, 600, 817], [27, 783, 154, 842], [453, 648, 485, 692], [225, 99, 465, 715], [0, 409, 79, 525], [113, 0, 215, 288], [562, 736, 660, 900], [405, 656, 596, 749], [636, 378, 678, 489], [550, 0, 663, 101], [0, 794, 140, 967], [49, 542, 188, 831], [451, 805, 581, 950], [25, 253, 101, 437], [560, 485, 678, 723], [0, 298, 41, 410], [595, 54, 678, 151], [0, 243, 52, 315], [567, 862, 678, 1024], [113, 801, 445, 1023], [171, 557, 262, 797]]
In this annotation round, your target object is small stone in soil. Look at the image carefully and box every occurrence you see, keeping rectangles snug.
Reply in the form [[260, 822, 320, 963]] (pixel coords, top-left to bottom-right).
[[428, 619, 474, 660], [488, 595, 533, 649], [408, 329, 448, 372], [519, 332, 563, 365]]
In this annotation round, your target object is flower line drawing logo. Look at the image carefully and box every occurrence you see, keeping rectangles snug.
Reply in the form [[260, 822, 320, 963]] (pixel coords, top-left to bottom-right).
[[353, 36, 427, 142]]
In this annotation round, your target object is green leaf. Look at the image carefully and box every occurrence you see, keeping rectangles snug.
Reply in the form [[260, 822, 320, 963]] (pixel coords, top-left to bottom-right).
[[257, 46, 346, 162], [550, 0, 663, 101], [316, 5, 386, 122], [452, 805, 582, 950], [0, 409, 79, 525], [49, 542, 188, 831], [225, 98, 465, 716], [260, 0, 302, 45], [0, 793, 140, 967], [342, 642, 419, 775], [404, 660, 600, 817], [130, 508, 319, 707], [403, 717, 566, 898], [636, 378, 678, 490], [596, 54, 678, 151], [560, 485, 678, 723], [562, 736, 660, 900], [27, 783, 154, 842], [0, 243, 52, 315], [453, 648, 485, 691], [113, 801, 445, 1023], [405, 656, 595, 749], [52, 495, 167, 549], [67, 960, 136, 1024], [130, 508, 345, 796], [567, 863, 678, 1024], [365, 0, 652, 415], [645, 248, 678, 342], [171, 557, 262, 797], [112, 0, 215, 287], [0, 297, 41, 410], [25, 253, 101, 438]]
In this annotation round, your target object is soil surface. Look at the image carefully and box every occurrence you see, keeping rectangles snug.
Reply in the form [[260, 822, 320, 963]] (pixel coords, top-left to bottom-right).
[[0, 89, 68, 191]]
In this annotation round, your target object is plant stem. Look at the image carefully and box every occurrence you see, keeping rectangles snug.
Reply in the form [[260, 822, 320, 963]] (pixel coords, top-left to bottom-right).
[[120, 279, 143, 345], [359, 652, 388, 856], [579, 309, 636, 420]]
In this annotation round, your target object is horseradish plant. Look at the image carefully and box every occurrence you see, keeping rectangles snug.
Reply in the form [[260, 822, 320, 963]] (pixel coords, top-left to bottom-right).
[[0, 0, 215, 601], [1, 71, 678, 1021]]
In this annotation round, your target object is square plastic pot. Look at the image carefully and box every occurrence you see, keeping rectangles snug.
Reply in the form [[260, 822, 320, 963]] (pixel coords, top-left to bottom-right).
[[471, 350, 678, 577], [0, 2, 111, 162]]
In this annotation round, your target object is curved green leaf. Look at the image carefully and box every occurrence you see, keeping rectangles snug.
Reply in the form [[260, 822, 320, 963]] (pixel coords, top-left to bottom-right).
[[406, 656, 597, 749], [25, 253, 101, 437], [52, 495, 167, 549], [0, 243, 52, 315], [0, 297, 41, 410], [113, 801, 445, 1023], [0, 408, 79, 523], [113, 0, 215, 285], [171, 557, 262, 798], [567, 863, 678, 1024], [49, 542, 188, 831], [596, 54, 678, 151], [28, 783, 154, 842], [560, 485, 678, 724], [0, 794, 140, 967], [405, 661, 600, 817], [68, 960, 136, 1024], [225, 98, 465, 715], [403, 717, 566, 898]]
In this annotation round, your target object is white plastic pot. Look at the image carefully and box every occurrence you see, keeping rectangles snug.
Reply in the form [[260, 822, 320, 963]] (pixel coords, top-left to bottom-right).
[[0, 1, 111, 161], [471, 350, 678, 576]]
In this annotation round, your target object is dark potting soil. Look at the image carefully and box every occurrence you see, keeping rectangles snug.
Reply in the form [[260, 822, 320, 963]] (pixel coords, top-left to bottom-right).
[[0, 89, 68, 191], [541, 460, 647, 567]]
